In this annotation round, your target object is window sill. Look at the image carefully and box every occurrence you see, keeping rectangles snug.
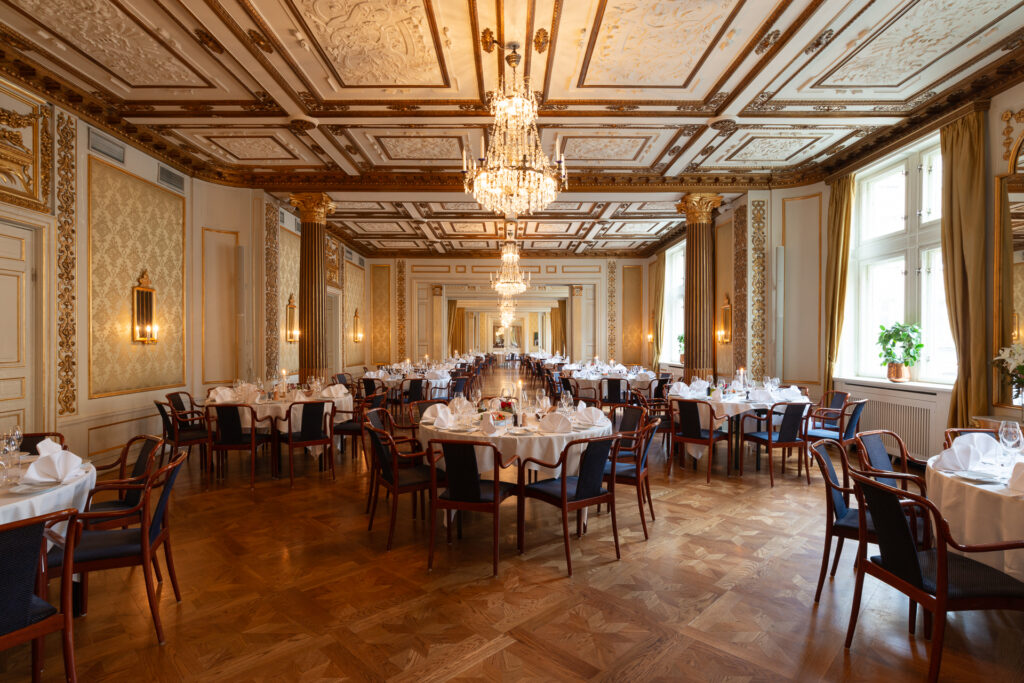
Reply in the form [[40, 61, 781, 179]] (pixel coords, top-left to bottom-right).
[[834, 376, 953, 394]]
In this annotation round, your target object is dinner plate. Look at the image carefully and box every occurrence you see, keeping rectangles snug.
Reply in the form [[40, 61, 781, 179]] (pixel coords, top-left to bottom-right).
[[443, 427, 475, 433], [506, 428, 530, 435], [954, 470, 1004, 484]]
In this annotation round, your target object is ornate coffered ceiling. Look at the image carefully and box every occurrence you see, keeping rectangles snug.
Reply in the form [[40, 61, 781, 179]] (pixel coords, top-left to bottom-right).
[[2, 0, 1024, 255]]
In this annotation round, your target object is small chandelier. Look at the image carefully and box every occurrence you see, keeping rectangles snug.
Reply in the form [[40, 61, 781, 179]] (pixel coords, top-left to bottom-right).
[[490, 223, 530, 297], [463, 45, 567, 217], [499, 295, 517, 327]]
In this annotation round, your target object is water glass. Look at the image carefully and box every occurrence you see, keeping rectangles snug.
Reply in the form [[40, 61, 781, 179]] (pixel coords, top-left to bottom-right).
[[999, 421, 1022, 472]]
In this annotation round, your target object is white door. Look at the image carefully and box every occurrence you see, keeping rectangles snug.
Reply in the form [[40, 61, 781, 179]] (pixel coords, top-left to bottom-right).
[[0, 219, 37, 431]]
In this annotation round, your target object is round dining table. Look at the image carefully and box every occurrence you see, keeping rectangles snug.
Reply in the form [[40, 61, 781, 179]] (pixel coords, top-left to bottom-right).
[[0, 458, 97, 527], [570, 375, 658, 395], [925, 458, 1024, 581], [203, 395, 354, 426]]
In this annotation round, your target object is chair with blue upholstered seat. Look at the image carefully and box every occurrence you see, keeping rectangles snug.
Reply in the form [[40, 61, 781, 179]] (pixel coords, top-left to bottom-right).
[[741, 402, 808, 486], [0, 509, 79, 682], [604, 421, 657, 539], [855, 430, 928, 493], [275, 401, 335, 486], [87, 435, 165, 528], [517, 434, 622, 576], [205, 404, 273, 487], [804, 399, 867, 452], [670, 399, 732, 482], [807, 390, 850, 431], [426, 440, 518, 575], [366, 425, 436, 550], [47, 451, 188, 645]]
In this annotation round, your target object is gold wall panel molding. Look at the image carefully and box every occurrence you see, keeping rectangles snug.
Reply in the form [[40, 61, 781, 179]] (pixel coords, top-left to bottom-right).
[[749, 199, 767, 380], [732, 204, 748, 372], [780, 193, 823, 385], [201, 227, 239, 384], [56, 111, 76, 415], [87, 157, 185, 398], [0, 376, 25, 401], [0, 80, 51, 213], [264, 202, 279, 378], [326, 234, 341, 288], [621, 264, 642, 364], [344, 260, 365, 367], [563, 265, 601, 274], [278, 226, 300, 374], [606, 260, 617, 359], [396, 259, 407, 359], [370, 264, 391, 364]]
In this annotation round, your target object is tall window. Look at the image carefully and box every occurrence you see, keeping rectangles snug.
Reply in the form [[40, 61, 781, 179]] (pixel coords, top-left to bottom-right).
[[838, 135, 956, 383], [660, 242, 686, 363]]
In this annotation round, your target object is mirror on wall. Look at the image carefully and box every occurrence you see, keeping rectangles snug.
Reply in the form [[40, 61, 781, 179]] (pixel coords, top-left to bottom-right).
[[993, 127, 1024, 407]]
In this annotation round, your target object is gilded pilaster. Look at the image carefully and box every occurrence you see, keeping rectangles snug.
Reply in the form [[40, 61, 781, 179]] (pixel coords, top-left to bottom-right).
[[289, 192, 335, 381], [677, 193, 723, 381], [264, 203, 279, 379], [55, 112, 76, 415]]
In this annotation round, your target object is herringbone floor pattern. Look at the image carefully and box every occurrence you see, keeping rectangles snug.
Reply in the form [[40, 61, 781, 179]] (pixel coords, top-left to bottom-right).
[[3, 366, 1023, 681]]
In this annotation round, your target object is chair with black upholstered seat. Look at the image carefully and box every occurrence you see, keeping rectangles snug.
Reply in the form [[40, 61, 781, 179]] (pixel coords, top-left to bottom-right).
[[391, 378, 425, 419], [366, 425, 435, 550], [47, 452, 188, 645], [632, 390, 671, 451], [845, 467, 1024, 682], [275, 401, 334, 486], [670, 399, 732, 482], [205, 404, 273, 488], [20, 432, 66, 455], [561, 376, 599, 408], [598, 378, 631, 421], [0, 509, 79, 683], [855, 430, 928, 491], [87, 435, 165, 529], [517, 434, 622, 576], [408, 399, 448, 443], [426, 440, 518, 575], [165, 391, 203, 428], [361, 376, 385, 399], [332, 372, 354, 391], [804, 399, 867, 452], [334, 392, 386, 462], [155, 400, 210, 472], [605, 421, 658, 539], [943, 427, 998, 449], [741, 402, 808, 486]]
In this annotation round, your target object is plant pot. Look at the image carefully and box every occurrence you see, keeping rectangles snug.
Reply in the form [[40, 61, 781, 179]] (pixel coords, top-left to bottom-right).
[[679, 353, 685, 365], [887, 362, 910, 383]]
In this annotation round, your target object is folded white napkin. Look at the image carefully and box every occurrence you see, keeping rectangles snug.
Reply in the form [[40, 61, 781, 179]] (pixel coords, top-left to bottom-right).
[[690, 379, 709, 393], [750, 389, 772, 403], [209, 386, 236, 403], [434, 405, 455, 429], [35, 437, 63, 457], [321, 384, 349, 398], [488, 397, 503, 411], [779, 386, 802, 401], [1009, 462, 1024, 493], [576, 406, 607, 427], [421, 403, 445, 421], [572, 370, 586, 378], [613, 364, 628, 373], [934, 432, 998, 471], [364, 370, 379, 378], [539, 412, 572, 433], [480, 413, 503, 436], [640, 370, 655, 379], [21, 451, 83, 484], [425, 370, 443, 379], [450, 397, 474, 415], [669, 382, 688, 397]]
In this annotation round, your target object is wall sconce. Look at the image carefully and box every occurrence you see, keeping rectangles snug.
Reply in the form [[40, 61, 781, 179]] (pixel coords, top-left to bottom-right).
[[285, 294, 299, 343], [353, 308, 364, 343], [719, 294, 732, 344], [132, 270, 158, 344], [646, 332, 653, 343]]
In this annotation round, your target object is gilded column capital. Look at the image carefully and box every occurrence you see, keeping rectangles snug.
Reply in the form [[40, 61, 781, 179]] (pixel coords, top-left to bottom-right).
[[289, 192, 335, 223], [676, 193, 723, 224]]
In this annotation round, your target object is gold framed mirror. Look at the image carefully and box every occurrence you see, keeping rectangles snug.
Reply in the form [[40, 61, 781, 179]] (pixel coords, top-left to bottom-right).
[[286, 293, 299, 343], [992, 121, 1024, 407], [131, 270, 157, 344]]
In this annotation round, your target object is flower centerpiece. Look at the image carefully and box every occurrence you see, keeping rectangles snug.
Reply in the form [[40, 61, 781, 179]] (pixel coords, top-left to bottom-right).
[[994, 343, 1024, 419]]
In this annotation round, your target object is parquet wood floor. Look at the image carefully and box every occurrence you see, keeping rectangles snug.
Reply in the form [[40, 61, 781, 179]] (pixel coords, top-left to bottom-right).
[[4, 367, 1023, 681]]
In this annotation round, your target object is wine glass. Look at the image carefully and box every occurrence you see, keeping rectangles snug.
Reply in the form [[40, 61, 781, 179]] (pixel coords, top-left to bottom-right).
[[471, 387, 482, 409], [13, 423, 21, 453], [535, 387, 546, 405], [999, 421, 1022, 473]]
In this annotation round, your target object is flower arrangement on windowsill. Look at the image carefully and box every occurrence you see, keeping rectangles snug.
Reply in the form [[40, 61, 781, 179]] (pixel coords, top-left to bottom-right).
[[994, 342, 1024, 420], [677, 334, 685, 365]]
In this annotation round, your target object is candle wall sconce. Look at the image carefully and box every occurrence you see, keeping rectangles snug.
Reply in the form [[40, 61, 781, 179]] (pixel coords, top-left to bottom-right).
[[132, 270, 158, 344], [720, 294, 732, 344], [353, 308, 364, 342], [286, 294, 299, 343]]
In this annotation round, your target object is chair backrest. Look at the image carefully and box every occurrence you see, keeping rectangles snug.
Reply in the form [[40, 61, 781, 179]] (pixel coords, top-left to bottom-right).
[[842, 399, 868, 440], [809, 440, 849, 522], [574, 436, 618, 500], [774, 403, 806, 442], [451, 376, 469, 395], [636, 421, 658, 471], [166, 391, 192, 414], [120, 435, 164, 507], [365, 392, 387, 411], [147, 451, 187, 543], [211, 404, 246, 444], [361, 377, 378, 397], [560, 376, 573, 395], [333, 373, 351, 387], [437, 441, 482, 502], [0, 516, 49, 635], [827, 391, 849, 411], [405, 378, 424, 403], [943, 427, 998, 449], [21, 432, 66, 455], [849, 469, 925, 590], [154, 401, 174, 436], [365, 407, 388, 432], [411, 399, 446, 423], [366, 426, 396, 484], [856, 431, 898, 487], [602, 378, 626, 403], [618, 405, 645, 435], [674, 400, 705, 439], [291, 401, 329, 440]]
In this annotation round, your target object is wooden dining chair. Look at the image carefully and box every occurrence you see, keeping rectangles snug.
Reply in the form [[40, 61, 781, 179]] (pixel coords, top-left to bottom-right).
[[803, 399, 868, 453], [426, 439, 518, 575], [205, 404, 273, 488], [604, 420, 658, 539], [165, 391, 203, 428], [365, 425, 434, 550], [517, 434, 622, 576], [631, 390, 671, 451], [598, 378, 631, 421], [0, 509, 80, 683], [807, 390, 850, 431], [154, 400, 211, 473], [854, 430, 928, 492], [670, 399, 732, 482], [408, 399, 448, 443], [20, 432, 66, 454], [942, 427, 998, 449], [741, 402, 808, 486], [87, 435, 165, 529], [275, 401, 335, 486]]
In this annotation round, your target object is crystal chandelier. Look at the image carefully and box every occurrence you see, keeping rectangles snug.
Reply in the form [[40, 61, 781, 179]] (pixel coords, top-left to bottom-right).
[[463, 46, 567, 217], [490, 223, 530, 296], [499, 295, 516, 327]]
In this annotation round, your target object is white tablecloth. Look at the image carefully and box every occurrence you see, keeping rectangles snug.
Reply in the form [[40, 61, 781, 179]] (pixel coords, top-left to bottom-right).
[[205, 397, 353, 427], [667, 394, 810, 459], [571, 376, 658, 395], [0, 462, 97, 527], [417, 418, 613, 474], [381, 376, 451, 392], [926, 457, 1024, 581]]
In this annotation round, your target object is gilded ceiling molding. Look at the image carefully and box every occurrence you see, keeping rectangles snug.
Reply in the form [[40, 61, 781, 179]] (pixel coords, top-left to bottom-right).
[[55, 111, 76, 416], [749, 200, 767, 381], [607, 260, 617, 360], [733, 205, 748, 373], [396, 259, 407, 359], [264, 202, 280, 379], [1002, 109, 1024, 169]]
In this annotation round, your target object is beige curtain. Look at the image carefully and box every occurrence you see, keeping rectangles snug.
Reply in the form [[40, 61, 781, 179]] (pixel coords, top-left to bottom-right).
[[446, 300, 458, 354], [551, 302, 566, 355], [941, 110, 988, 427], [649, 251, 666, 366], [823, 174, 854, 394], [997, 178, 1014, 405], [451, 307, 466, 356]]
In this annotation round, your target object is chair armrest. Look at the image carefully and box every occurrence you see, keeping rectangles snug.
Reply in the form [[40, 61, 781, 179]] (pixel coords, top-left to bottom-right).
[[518, 455, 559, 471], [956, 538, 1024, 553], [82, 483, 147, 518], [810, 408, 843, 421], [740, 413, 765, 430], [397, 449, 427, 460], [499, 453, 519, 469]]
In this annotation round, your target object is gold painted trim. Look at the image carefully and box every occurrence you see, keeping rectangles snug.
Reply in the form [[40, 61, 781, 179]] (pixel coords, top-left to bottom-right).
[[0, 233, 26, 261], [780, 193, 823, 385], [87, 156, 186, 398], [561, 265, 601, 273], [0, 408, 26, 427], [992, 172, 1024, 408], [410, 264, 451, 273], [371, 263, 392, 365], [0, 268, 25, 367], [201, 227, 240, 384], [0, 377, 26, 401], [56, 111, 76, 416], [86, 412, 159, 458]]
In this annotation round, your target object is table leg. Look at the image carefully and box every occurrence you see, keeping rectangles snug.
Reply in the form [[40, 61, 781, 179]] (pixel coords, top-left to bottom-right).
[[72, 576, 85, 617]]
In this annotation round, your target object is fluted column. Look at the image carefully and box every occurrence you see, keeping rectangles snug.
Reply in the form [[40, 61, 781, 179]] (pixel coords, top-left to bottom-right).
[[289, 192, 335, 382], [677, 193, 722, 382]]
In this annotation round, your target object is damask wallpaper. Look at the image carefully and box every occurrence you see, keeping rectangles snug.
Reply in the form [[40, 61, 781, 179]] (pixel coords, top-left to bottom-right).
[[345, 260, 365, 367], [371, 264, 391, 364], [278, 226, 300, 374], [88, 158, 184, 397]]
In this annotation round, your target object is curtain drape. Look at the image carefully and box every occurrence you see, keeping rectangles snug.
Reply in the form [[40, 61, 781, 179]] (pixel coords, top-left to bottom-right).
[[823, 174, 854, 394], [446, 300, 457, 355], [941, 110, 988, 427], [451, 307, 466, 356], [650, 251, 666, 366], [551, 302, 566, 356], [997, 178, 1014, 406]]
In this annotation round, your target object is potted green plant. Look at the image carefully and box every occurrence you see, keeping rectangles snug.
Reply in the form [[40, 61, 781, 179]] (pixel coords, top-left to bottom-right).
[[877, 322, 923, 382], [677, 334, 685, 365]]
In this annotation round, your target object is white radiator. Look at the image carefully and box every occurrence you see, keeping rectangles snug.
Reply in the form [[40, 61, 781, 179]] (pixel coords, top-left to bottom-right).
[[834, 380, 952, 459]]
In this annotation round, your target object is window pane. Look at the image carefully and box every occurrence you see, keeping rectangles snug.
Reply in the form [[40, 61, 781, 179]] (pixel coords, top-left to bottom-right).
[[921, 147, 942, 225], [918, 248, 957, 383], [660, 243, 686, 364], [860, 167, 906, 241], [859, 257, 905, 376]]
